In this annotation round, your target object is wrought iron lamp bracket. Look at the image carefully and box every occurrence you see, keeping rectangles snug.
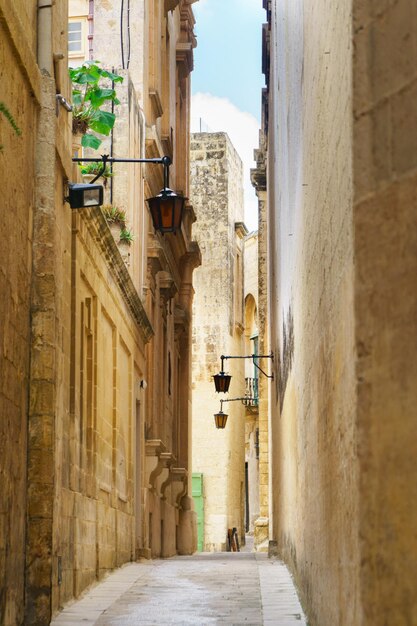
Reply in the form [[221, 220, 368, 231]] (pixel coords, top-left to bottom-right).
[[220, 352, 274, 380], [219, 397, 252, 411], [72, 153, 171, 184]]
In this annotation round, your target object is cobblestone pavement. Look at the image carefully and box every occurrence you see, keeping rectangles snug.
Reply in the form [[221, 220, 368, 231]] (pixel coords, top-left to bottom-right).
[[51, 552, 307, 626]]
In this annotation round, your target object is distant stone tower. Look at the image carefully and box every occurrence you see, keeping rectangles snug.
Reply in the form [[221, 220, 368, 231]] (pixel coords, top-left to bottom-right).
[[190, 132, 247, 551]]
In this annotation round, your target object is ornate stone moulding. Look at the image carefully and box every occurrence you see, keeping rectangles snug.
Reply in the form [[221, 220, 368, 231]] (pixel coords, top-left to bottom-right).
[[76, 209, 154, 343]]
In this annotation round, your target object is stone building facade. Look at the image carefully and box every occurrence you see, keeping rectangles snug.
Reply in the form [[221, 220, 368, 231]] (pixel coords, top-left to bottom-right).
[[0, 1, 199, 624], [190, 132, 248, 551], [0, 1, 73, 623], [250, 117, 269, 552], [260, 0, 417, 624], [242, 232, 261, 537]]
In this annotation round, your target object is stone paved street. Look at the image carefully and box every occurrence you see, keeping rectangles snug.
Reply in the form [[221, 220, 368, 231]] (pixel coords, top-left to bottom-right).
[[51, 553, 306, 626]]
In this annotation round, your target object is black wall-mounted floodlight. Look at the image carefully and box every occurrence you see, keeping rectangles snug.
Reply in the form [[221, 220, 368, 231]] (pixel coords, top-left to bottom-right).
[[67, 154, 185, 234], [67, 183, 103, 209], [214, 397, 254, 429], [213, 353, 274, 393]]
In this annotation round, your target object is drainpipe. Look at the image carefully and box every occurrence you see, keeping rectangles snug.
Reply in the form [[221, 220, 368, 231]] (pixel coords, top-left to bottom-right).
[[88, 0, 94, 60], [27, 3, 56, 622], [139, 108, 146, 159], [37, 0, 53, 74]]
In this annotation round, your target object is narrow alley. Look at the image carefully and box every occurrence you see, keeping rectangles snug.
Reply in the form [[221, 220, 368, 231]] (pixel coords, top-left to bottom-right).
[[50, 551, 306, 626], [2, 0, 417, 624]]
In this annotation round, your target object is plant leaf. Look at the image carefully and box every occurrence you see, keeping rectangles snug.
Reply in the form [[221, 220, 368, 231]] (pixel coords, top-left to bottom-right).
[[81, 133, 102, 149], [72, 90, 83, 107], [89, 110, 116, 135], [87, 88, 117, 107], [100, 69, 124, 83], [75, 71, 100, 84]]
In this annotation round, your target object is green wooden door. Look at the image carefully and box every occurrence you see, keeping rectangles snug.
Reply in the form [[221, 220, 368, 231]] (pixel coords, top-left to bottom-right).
[[192, 473, 204, 552]]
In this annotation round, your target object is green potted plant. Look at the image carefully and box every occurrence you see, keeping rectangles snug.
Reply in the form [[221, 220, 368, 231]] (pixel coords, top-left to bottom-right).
[[100, 204, 127, 242], [119, 228, 135, 245], [119, 227, 135, 267], [101, 204, 126, 226], [79, 161, 113, 186], [69, 61, 123, 150]]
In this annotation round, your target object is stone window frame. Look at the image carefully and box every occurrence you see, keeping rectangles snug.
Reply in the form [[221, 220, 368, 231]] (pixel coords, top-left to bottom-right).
[[68, 16, 87, 59]]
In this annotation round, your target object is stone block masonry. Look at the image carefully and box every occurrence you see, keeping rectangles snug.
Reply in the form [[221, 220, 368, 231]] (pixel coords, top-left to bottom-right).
[[0, 3, 41, 623], [265, 0, 417, 624], [191, 133, 247, 552], [353, 2, 417, 623]]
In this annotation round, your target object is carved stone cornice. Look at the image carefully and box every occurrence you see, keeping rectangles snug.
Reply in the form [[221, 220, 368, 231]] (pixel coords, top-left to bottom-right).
[[161, 132, 173, 160], [174, 304, 188, 337], [184, 202, 196, 225], [145, 439, 166, 457], [149, 89, 163, 119], [176, 1, 197, 78], [171, 468, 188, 507], [77, 209, 154, 343], [158, 270, 178, 302], [235, 222, 249, 239], [251, 164, 267, 193], [262, 23, 270, 87], [176, 43, 193, 79], [165, 0, 180, 13], [251, 127, 267, 193], [145, 439, 166, 493], [161, 454, 178, 500], [180, 240, 202, 282]]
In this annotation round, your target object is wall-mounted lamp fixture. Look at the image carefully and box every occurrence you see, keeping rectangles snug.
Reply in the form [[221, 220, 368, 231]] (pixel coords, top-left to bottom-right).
[[213, 353, 274, 393], [214, 397, 254, 429], [67, 183, 103, 208], [66, 154, 185, 234]]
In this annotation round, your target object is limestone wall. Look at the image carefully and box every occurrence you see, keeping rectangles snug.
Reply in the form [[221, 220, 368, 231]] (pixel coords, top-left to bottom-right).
[[1, 0, 198, 622], [0, 1, 74, 622], [243, 233, 260, 532], [0, 4, 38, 622], [191, 133, 246, 550], [267, 0, 417, 624], [353, 1, 417, 623], [54, 207, 150, 610], [267, 0, 360, 623]]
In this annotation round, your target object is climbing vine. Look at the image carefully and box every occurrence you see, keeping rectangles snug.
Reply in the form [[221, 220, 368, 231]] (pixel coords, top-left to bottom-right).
[[0, 101, 22, 151]]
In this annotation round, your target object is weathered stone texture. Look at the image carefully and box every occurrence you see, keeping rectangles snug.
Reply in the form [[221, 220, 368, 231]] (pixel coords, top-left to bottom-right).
[[267, 0, 359, 624], [2, 0, 199, 622], [266, 0, 417, 624], [191, 133, 246, 550], [242, 234, 261, 537], [0, 4, 37, 623], [353, 2, 417, 623]]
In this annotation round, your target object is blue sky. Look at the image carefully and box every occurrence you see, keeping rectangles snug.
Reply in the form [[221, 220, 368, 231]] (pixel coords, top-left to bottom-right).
[[192, 0, 265, 121], [190, 0, 265, 230]]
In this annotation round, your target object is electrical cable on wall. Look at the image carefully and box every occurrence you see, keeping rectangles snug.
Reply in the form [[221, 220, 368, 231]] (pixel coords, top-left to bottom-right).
[[110, 72, 115, 204], [120, 0, 125, 68], [127, 0, 131, 68]]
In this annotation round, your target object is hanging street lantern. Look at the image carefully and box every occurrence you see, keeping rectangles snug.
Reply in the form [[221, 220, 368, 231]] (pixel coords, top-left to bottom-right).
[[69, 155, 185, 235], [214, 409, 228, 429]]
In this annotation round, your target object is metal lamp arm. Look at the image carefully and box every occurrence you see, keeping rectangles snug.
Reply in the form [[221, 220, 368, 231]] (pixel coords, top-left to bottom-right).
[[162, 155, 171, 190], [252, 358, 273, 379], [73, 153, 173, 189], [221, 397, 250, 406], [89, 154, 108, 185], [220, 353, 274, 380]]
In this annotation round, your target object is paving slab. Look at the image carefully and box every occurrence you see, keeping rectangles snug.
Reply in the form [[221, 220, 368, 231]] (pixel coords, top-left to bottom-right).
[[51, 552, 306, 625]]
